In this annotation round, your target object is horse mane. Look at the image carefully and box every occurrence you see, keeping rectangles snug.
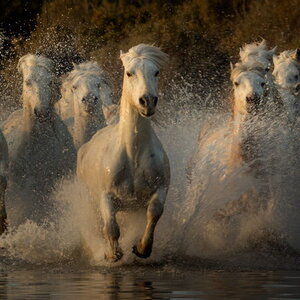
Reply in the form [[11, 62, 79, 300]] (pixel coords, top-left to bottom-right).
[[273, 50, 300, 67], [17, 54, 53, 74], [239, 40, 269, 60], [120, 44, 169, 69], [230, 61, 266, 82], [63, 61, 111, 87]]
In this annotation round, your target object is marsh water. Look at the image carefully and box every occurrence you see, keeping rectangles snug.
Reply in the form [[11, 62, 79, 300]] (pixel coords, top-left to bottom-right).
[[0, 80, 299, 298], [0, 268, 300, 299]]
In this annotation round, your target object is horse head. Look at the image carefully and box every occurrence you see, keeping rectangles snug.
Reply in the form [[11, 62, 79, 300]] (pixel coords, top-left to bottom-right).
[[18, 54, 55, 122], [120, 44, 168, 118], [65, 62, 112, 117], [231, 63, 267, 115]]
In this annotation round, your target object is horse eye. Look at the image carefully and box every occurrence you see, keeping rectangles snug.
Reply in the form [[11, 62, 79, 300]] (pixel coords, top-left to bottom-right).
[[26, 80, 32, 86], [155, 71, 159, 77], [234, 82, 239, 87], [126, 72, 132, 77], [261, 82, 265, 87]]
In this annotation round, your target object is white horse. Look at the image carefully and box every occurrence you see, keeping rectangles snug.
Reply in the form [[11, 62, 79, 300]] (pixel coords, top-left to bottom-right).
[[56, 61, 114, 149], [214, 62, 273, 219], [273, 49, 300, 123], [0, 131, 8, 234], [77, 44, 170, 262], [1, 54, 76, 223], [187, 61, 271, 229]]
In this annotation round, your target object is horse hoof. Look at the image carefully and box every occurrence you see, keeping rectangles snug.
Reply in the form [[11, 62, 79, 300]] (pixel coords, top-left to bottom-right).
[[132, 245, 151, 259], [104, 249, 123, 263]]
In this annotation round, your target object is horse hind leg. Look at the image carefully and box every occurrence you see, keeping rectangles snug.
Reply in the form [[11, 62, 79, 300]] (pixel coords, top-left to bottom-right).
[[100, 193, 123, 262], [133, 188, 166, 259], [0, 175, 7, 235]]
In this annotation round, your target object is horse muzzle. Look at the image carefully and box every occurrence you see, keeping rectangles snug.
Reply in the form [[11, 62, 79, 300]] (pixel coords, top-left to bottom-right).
[[139, 94, 158, 117], [246, 94, 262, 113]]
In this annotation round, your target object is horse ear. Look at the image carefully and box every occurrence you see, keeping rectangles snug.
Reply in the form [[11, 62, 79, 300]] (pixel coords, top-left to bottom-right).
[[239, 47, 243, 57], [273, 54, 279, 66], [293, 48, 300, 61], [72, 62, 79, 70], [17, 56, 25, 73], [259, 39, 266, 47], [230, 62, 234, 71], [269, 46, 277, 57]]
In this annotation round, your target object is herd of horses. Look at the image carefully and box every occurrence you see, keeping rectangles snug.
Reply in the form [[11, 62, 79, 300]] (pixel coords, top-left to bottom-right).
[[0, 41, 298, 262]]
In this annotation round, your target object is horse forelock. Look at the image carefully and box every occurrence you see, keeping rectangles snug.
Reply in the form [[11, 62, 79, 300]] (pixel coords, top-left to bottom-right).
[[231, 62, 265, 82], [18, 54, 53, 75], [239, 40, 268, 61], [66, 61, 110, 87], [121, 44, 169, 69]]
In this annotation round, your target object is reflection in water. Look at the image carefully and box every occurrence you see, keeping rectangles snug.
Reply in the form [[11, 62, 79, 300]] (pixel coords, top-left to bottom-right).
[[0, 270, 299, 299]]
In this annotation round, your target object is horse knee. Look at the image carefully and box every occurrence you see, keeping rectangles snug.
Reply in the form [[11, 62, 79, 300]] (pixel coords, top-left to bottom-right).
[[147, 200, 164, 222]]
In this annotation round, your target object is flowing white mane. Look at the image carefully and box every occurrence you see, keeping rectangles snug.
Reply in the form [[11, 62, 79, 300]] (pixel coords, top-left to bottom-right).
[[17, 54, 53, 74], [62, 61, 111, 92], [120, 44, 169, 69], [239, 40, 270, 61]]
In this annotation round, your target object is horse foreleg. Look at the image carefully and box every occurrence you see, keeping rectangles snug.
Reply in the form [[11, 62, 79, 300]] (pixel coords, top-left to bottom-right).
[[133, 187, 167, 259], [100, 193, 123, 262], [0, 175, 7, 235]]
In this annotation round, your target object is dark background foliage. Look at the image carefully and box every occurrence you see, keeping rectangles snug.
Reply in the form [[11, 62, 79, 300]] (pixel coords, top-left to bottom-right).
[[1, 0, 299, 112]]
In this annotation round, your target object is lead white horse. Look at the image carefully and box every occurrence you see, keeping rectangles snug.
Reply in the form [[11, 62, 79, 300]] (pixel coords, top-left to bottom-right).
[[1, 54, 76, 223], [56, 61, 115, 149], [273, 49, 300, 124], [77, 44, 170, 262]]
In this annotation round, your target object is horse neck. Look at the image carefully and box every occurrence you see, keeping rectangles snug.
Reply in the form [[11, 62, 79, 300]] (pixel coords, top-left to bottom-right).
[[228, 104, 248, 168], [119, 88, 152, 159], [73, 108, 103, 149]]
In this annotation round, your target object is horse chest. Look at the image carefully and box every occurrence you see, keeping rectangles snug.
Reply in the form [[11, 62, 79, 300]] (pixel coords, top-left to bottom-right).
[[110, 151, 164, 201]]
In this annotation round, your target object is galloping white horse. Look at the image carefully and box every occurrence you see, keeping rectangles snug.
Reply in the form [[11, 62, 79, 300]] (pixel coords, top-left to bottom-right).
[[0, 131, 8, 234], [1, 54, 76, 223], [273, 49, 300, 123], [214, 62, 272, 219], [56, 62, 114, 149], [77, 44, 170, 262]]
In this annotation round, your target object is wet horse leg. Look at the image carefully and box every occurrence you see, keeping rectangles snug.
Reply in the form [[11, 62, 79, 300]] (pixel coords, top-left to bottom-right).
[[133, 187, 167, 258], [100, 193, 123, 262]]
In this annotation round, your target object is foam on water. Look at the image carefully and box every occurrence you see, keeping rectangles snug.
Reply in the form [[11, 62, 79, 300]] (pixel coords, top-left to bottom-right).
[[0, 83, 299, 268]]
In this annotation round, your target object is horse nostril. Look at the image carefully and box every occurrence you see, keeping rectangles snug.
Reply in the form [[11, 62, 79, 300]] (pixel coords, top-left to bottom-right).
[[139, 97, 147, 107], [153, 97, 158, 106]]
